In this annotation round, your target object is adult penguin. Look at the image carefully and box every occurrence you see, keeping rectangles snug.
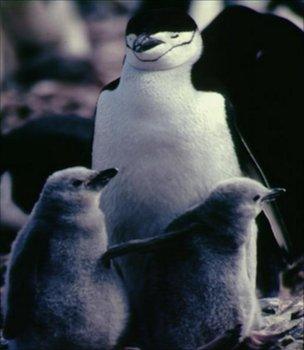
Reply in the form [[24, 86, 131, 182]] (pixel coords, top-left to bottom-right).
[[92, 8, 290, 302], [197, 5, 303, 294]]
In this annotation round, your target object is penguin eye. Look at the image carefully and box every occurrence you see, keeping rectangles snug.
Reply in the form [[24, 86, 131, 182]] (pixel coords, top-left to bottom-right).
[[171, 33, 179, 39], [72, 180, 83, 187], [253, 195, 260, 201]]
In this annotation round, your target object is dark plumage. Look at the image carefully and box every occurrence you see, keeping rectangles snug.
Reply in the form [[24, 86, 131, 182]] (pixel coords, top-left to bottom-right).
[[13, 54, 98, 87], [126, 8, 197, 35], [197, 6, 304, 279], [1, 115, 93, 213]]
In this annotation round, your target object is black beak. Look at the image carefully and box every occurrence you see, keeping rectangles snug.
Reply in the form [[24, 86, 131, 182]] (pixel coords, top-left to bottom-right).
[[133, 35, 164, 53], [87, 168, 118, 190], [261, 188, 286, 202]]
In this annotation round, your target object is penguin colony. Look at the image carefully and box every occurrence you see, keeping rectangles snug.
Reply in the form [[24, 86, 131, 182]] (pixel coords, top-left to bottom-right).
[[2, 9, 287, 350]]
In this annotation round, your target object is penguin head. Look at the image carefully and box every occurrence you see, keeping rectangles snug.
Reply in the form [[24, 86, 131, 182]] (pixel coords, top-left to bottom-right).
[[125, 9, 202, 71], [43, 167, 118, 203], [208, 177, 285, 219]]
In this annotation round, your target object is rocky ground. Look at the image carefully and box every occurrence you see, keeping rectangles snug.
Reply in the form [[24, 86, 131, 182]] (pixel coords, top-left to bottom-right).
[[0, 250, 303, 349], [0, 287, 303, 349]]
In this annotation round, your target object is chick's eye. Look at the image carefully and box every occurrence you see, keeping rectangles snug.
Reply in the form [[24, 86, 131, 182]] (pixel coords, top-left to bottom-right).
[[253, 195, 260, 201], [72, 180, 83, 187], [171, 33, 179, 39]]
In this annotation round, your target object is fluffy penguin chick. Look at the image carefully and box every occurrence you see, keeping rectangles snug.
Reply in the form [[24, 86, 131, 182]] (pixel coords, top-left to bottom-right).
[[92, 9, 244, 301], [2, 167, 129, 350], [102, 178, 285, 350]]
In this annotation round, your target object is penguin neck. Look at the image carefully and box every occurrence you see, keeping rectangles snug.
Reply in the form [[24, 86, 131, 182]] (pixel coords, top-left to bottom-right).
[[36, 194, 106, 247], [201, 202, 254, 248], [120, 62, 194, 95], [37, 193, 97, 218]]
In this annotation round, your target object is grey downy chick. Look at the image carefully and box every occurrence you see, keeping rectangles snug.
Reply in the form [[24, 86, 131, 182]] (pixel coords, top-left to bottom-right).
[[102, 177, 285, 350], [2, 167, 129, 350]]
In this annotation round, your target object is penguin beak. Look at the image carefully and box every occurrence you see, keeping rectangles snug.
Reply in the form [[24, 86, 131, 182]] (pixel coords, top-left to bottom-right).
[[261, 188, 286, 202], [87, 168, 118, 190], [133, 34, 164, 53]]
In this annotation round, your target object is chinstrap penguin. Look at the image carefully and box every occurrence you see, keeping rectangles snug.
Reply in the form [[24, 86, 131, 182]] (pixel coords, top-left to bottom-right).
[[102, 178, 285, 349], [198, 5, 303, 294], [92, 9, 250, 305], [2, 167, 129, 350]]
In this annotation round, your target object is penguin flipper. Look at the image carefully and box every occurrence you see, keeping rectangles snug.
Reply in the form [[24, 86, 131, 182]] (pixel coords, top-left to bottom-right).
[[236, 123, 292, 259], [102, 203, 204, 264], [102, 77, 120, 92], [3, 225, 43, 339], [225, 100, 292, 260], [102, 223, 200, 263]]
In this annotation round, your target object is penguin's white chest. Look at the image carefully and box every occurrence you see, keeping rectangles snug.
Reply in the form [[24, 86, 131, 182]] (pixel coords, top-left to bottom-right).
[[93, 83, 241, 241]]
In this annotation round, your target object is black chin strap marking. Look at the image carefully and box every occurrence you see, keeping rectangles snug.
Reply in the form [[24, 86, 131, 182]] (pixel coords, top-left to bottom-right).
[[130, 31, 196, 63]]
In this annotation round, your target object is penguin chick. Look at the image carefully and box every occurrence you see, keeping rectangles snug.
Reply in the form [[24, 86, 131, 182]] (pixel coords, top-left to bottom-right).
[[102, 178, 285, 350], [2, 167, 129, 350]]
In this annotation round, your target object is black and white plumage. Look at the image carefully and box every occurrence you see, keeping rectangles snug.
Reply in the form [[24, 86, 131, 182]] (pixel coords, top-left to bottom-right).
[[102, 178, 285, 349], [2, 167, 128, 350], [92, 8, 295, 301], [92, 10, 250, 306]]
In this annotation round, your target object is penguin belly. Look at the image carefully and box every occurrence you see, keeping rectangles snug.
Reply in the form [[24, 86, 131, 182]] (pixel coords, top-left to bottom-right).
[[33, 274, 127, 350], [93, 87, 242, 287], [14, 235, 129, 350]]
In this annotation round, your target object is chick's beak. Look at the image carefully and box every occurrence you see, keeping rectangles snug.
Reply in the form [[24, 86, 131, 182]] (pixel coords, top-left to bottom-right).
[[87, 168, 118, 190], [261, 188, 286, 202], [133, 34, 164, 53]]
